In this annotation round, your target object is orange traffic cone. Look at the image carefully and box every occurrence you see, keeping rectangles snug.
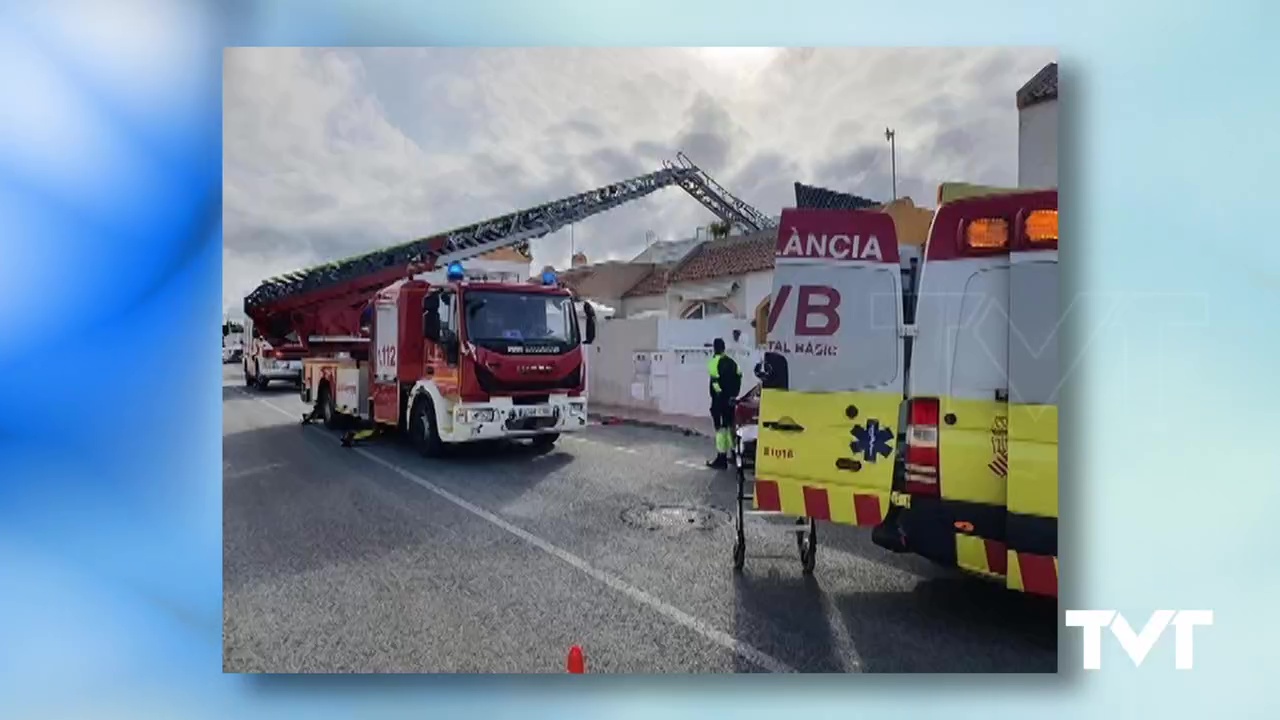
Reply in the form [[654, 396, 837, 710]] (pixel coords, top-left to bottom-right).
[[566, 645, 585, 673]]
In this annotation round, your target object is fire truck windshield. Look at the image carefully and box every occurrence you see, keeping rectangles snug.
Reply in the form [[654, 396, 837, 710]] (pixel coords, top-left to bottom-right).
[[463, 290, 579, 351]]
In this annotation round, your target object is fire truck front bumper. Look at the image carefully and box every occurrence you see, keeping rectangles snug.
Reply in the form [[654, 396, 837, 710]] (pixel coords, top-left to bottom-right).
[[445, 397, 588, 442]]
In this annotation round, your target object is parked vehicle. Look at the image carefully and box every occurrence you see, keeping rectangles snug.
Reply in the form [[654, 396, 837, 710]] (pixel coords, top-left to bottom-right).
[[736, 184, 1060, 597], [297, 264, 596, 452], [241, 315, 305, 389], [241, 153, 776, 451]]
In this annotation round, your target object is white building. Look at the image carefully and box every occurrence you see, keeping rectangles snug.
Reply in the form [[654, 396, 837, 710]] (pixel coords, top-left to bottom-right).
[[1017, 62, 1058, 190], [559, 230, 775, 324], [630, 237, 702, 265], [620, 229, 775, 323]]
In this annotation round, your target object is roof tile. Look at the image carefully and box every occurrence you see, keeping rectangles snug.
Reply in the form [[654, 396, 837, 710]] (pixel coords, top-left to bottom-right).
[[623, 263, 675, 297], [667, 231, 776, 285], [794, 182, 880, 210]]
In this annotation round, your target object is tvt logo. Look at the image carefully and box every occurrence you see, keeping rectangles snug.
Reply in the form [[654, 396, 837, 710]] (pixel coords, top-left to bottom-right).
[[1065, 610, 1213, 670]]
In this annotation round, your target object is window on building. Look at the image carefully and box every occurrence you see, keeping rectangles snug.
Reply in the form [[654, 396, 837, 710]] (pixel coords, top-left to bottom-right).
[[681, 300, 733, 319]]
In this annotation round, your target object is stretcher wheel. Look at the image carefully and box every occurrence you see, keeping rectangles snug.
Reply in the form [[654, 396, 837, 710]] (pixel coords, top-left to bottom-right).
[[797, 519, 817, 574], [732, 463, 747, 571]]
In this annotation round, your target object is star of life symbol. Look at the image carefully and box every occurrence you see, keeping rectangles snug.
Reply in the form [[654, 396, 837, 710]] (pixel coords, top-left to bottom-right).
[[851, 419, 893, 463]]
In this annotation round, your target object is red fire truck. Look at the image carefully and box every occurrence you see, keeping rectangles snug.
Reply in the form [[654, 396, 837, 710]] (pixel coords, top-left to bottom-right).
[[299, 264, 595, 452], [242, 153, 778, 453]]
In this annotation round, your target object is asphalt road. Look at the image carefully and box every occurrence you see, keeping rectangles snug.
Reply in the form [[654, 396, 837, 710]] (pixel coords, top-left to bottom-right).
[[222, 364, 1057, 673]]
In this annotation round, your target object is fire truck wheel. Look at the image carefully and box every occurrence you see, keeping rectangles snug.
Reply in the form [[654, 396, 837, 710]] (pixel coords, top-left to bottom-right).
[[410, 395, 444, 457], [531, 433, 560, 450]]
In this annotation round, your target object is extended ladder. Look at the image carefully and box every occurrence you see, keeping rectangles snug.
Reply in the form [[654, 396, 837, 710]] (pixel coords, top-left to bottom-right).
[[665, 152, 777, 234], [243, 153, 774, 339]]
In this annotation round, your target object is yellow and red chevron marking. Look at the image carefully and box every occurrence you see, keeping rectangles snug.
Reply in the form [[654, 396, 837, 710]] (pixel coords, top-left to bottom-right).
[[954, 534, 1008, 578], [954, 534, 1058, 597], [1006, 550, 1058, 597], [753, 479, 885, 527]]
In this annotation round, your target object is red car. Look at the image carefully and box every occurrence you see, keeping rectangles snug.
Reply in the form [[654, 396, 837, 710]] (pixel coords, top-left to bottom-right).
[[735, 384, 760, 427], [732, 383, 761, 468]]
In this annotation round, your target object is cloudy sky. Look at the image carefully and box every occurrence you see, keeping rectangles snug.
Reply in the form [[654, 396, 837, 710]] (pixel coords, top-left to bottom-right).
[[222, 47, 1056, 316]]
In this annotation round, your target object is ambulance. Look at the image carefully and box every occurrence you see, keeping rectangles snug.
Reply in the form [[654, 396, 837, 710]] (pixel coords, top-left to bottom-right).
[[750, 185, 1059, 597]]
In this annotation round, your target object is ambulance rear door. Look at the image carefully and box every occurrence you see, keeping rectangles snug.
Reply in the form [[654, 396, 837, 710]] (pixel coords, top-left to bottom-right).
[[904, 194, 1016, 577], [754, 209, 905, 527], [1005, 192, 1059, 596], [903, 189, 1058, 584]]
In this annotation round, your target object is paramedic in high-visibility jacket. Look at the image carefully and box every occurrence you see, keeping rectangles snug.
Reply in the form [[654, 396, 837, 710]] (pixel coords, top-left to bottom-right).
[[706, 338, 743, 469]]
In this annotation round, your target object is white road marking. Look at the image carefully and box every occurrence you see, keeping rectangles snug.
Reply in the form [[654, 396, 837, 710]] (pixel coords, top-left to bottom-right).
[[225, 462, 287, 479], [674, 460, 712, 471], [239, 391, 798, 674], [563, 435, 711, 471]]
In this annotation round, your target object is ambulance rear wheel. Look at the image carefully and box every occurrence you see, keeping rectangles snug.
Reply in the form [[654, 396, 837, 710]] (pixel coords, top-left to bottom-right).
[[411, 396, 444, 458]]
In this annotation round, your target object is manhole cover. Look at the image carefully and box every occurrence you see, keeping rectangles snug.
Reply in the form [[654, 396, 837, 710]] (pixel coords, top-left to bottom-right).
[[620, 503, 729, 532]]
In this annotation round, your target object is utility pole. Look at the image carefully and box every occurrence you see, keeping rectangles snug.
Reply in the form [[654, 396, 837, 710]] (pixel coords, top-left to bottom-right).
[[885, 127, 897, 201]]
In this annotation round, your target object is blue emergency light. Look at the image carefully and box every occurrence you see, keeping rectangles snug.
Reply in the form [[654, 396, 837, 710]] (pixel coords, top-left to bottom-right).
[[446, 261, 465, 281], [541, 269, 557, 286]]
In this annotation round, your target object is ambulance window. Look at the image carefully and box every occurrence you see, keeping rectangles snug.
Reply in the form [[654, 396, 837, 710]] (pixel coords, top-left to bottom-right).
[[1009, 260, 1059, 405], [769, 264, 900, 393], [951, 267, 1009, 397]]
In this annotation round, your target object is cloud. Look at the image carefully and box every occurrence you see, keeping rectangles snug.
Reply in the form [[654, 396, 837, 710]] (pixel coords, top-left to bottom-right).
[[222, 47, 1056, 316], [674, 90, 744, 172]]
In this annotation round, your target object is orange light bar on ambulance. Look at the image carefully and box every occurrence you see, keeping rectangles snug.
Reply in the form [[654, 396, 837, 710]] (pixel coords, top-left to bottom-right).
[[1025, 209, 1058, 243], [964, 218, 1009, 249]]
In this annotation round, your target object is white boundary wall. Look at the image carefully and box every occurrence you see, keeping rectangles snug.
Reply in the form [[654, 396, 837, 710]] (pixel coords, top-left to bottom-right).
[[587, 316, 758, 416]]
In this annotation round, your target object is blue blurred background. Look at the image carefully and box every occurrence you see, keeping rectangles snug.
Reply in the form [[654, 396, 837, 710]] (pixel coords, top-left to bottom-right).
[[1, 0, 1277, 717]]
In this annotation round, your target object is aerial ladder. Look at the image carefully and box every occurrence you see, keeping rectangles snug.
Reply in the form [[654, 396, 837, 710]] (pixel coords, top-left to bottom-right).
[[664, 151, 777, 233], [243, 153, 777, 351]]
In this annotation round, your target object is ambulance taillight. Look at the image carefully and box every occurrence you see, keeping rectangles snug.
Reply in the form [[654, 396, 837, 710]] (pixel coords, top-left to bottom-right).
[[904, 398, 941, 496]]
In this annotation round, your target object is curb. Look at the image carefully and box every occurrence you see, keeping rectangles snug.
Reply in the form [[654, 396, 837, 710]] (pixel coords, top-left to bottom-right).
[[587, 412, 711, 438]]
